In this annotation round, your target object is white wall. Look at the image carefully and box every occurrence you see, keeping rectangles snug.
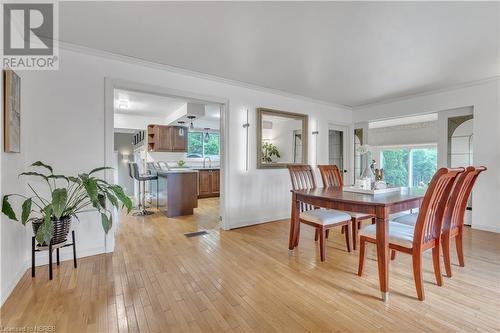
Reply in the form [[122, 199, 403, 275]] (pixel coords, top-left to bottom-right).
[[354, 79, 500, 233], [0, 71, 32, 305], [0, 46, 352, 304], [368, 121, 437, 147]]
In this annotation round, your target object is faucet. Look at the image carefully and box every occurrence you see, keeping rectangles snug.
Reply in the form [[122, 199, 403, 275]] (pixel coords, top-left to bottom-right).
[[203, 157, 212, 168]]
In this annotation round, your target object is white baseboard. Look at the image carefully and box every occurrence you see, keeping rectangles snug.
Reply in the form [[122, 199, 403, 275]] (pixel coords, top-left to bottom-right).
[[471, 224, 500, 233], [226, 213, 290, 230]]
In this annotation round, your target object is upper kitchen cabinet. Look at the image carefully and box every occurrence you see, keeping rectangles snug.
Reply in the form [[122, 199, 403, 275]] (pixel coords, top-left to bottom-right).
[[147, 125, 188, 152]]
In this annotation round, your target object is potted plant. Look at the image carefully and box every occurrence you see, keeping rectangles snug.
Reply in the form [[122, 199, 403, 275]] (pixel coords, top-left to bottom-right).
[[262, 142, 281, 163], [1, 161, 132, 246]]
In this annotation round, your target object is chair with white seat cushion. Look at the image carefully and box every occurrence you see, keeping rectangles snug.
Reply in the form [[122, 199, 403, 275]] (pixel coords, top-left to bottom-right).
[[392, 213, 418, 226], [358, 167, 464, 301], [318, 164, 376, 250], [441, 166, 486, 277], [288, 165, 352, 262], [357, 222, 415, 248]]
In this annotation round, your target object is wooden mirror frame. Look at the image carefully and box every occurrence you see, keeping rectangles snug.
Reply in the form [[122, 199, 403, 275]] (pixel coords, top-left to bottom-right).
[[256, 108, 308, 169]]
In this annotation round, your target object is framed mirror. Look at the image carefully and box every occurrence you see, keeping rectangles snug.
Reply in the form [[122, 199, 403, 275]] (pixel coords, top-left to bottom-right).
[[256, 108, 308, 169]]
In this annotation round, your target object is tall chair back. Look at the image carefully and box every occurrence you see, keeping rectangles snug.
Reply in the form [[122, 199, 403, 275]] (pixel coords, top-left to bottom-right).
[[130, 162, 141, 180], [318, 165, 343, 187], [442, 166, 487, 235], [127, 162, 134, 179], [412, 168, 464, 250], [287, 165, 316, 212], [288, 165, 316, 190]]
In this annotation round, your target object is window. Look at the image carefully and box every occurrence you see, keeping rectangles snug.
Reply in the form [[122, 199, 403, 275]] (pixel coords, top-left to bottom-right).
[[380, 146, 437, 188], [381, 149, 409, 187], [410, 148, 437, 187], [187, 131, 219, 159]]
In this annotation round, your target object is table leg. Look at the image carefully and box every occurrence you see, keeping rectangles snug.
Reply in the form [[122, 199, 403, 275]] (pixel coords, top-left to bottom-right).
[[376, 214, 389, 302], [289, 193, 298, 250]]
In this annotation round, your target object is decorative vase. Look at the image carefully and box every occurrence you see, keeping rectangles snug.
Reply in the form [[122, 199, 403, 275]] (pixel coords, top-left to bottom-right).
[[32, 216, 71, 246], [361, 159, 375, 186]]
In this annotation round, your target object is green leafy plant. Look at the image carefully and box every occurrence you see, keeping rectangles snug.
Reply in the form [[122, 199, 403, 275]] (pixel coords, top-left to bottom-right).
[[177, 160, 186, 167], [1, 161, 132, 245], [262, 142, 281, 163]]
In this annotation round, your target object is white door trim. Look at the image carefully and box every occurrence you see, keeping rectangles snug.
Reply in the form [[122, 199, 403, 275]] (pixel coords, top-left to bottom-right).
[[327, 123, 353, 185]]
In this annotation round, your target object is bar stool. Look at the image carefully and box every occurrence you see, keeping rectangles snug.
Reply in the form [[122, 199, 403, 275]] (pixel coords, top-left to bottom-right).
[[128, 162, 141, 211], [130, 162, 158, 216]]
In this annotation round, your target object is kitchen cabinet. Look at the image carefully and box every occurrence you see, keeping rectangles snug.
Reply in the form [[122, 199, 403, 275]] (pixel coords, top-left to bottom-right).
[[198, 169, 220, 198], [147, 125, 187, 152]]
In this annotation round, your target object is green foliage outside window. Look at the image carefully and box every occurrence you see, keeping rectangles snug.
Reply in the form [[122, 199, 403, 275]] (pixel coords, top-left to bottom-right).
[[188, 132, 203, 157], [204, 133, 220, 156], [382, 150, 409, 187], [381, 147, 437, 187], [411, 149, 437, 187], [187, 131, 219, 158]]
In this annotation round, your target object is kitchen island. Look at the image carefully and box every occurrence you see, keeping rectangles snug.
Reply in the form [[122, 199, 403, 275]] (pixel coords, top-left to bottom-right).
[[152, 169, 199, 217]]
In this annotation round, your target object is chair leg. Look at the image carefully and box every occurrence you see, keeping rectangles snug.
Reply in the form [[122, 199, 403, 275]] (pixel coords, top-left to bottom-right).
[[49, 242, 53, 281], [412, 252, 424, 301], [357, 236, 366, 276], [442, 235, 452, 277], [319, 227, 326, 262], [294, 221, 301, 247], [325, 229, 330, 239], [391, 250, 397, 260], [456, 231, 465, 267], [371, 217, 376, 225], [351, 218, 357, 250], [344, 223, 351, 253], [314, 229, 319, 241], [72, 230, 77, 269], [432, 246, 443, 286], [31, 236, 35, 277], [156, 178, 159, 209]]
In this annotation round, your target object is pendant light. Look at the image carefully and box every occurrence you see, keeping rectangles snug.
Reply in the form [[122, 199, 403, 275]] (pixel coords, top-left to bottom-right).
[[204, 128, 210, 143], [177, 121, 185, 136], [187, 116, 196, 130]]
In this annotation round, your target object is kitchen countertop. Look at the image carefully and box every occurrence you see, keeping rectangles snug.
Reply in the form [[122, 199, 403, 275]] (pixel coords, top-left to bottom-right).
[[189, 167, 220, 171], [154, 169, 198, 176]]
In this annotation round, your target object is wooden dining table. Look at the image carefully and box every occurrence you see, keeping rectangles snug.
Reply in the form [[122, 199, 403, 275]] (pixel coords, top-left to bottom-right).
[[289, 186, 425, 302]]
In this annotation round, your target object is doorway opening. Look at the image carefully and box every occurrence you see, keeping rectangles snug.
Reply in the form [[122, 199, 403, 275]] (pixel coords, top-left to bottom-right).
[[328, 124, 349, 182], [104, 79, 228, 251], [448, 114, 474, 225]]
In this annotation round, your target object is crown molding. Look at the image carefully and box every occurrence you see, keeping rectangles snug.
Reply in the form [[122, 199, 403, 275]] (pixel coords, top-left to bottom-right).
[[58, 41, 352, 110], [58, 41, 498, 112], [353, 76, 500, 109]]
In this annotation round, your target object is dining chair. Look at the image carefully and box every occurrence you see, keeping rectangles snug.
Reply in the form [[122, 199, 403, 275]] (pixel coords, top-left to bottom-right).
[[358, 167, 464, 300], [392, 166, 486, 277], [318, 164, 375, 250], [441, 166, 486, 277], [288, 165, 352, 261]]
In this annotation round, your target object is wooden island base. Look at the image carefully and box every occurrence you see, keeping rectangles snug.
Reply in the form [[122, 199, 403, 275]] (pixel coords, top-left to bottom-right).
[[156, 170, 198, 217]]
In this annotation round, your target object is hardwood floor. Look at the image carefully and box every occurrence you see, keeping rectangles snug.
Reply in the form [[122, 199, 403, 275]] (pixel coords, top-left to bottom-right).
[[1, 197, 499, 332]]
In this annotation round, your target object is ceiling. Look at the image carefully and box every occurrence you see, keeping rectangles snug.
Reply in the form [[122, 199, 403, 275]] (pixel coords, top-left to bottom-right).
[[61, 2, 499, 107], [114, 89, 186, 117], [114, 89, 220, 129]]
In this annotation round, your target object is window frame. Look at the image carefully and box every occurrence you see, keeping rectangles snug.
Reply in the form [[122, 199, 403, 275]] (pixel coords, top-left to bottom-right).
[[186, 129, 220, 161], [378, 144, 437, 188]]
